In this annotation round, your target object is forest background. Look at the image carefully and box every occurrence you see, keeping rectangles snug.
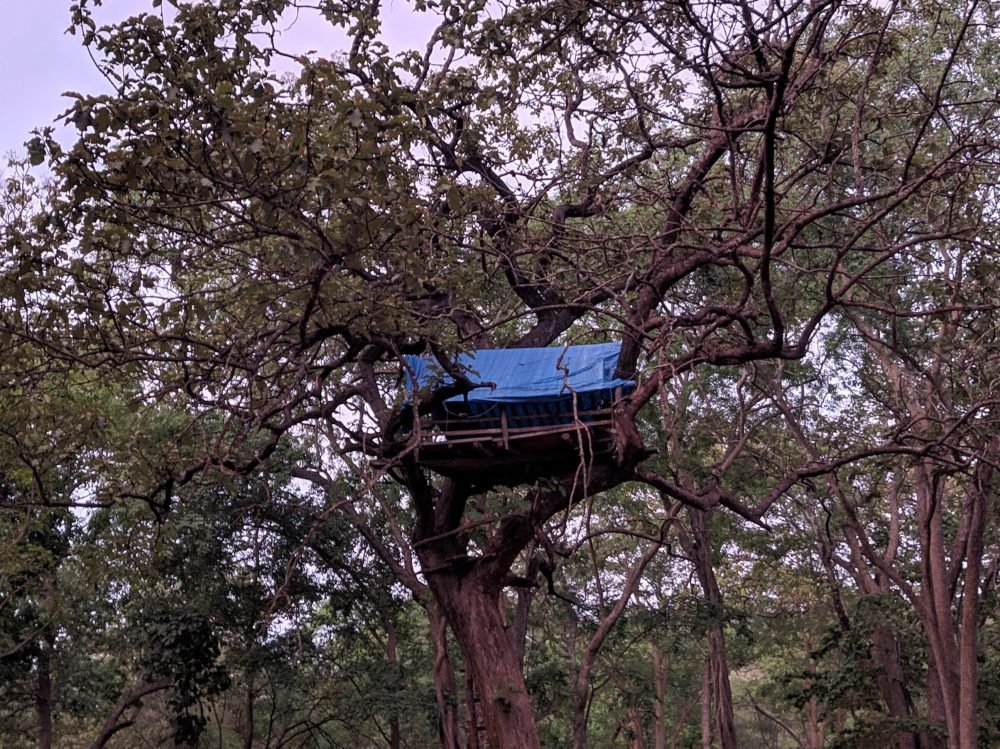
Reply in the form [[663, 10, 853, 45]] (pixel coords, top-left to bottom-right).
[[2, 1, 1000, 748]]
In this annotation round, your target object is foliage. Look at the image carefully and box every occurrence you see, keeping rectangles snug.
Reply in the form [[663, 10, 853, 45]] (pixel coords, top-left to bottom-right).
[[3, 0, 1000, 746]]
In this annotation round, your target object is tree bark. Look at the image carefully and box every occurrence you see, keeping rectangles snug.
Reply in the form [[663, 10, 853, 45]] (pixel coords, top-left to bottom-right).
[[36, 632, 54, 749], [683, 508, 737, 749], [699, 662, 712, 749], [427, 565, 541, 749], [242, 678, 255, 749], [404, 449, 639, 748], [917, 454, 993, 749], [870, 624, 916, 749], [428, 605, 463, 749], [652, 645, 669, 749], [510, 548, 541, 669], [466, 665, 484, 749], [955, 455, 993, 749], [383, 609, 402, 749]]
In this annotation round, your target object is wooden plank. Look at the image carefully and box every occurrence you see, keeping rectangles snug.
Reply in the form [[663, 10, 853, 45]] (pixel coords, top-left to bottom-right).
[[416, 421, 614, 446]]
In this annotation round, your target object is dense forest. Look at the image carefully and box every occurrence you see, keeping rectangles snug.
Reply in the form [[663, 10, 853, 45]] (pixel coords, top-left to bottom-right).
[[3, 0, 1000, 747]]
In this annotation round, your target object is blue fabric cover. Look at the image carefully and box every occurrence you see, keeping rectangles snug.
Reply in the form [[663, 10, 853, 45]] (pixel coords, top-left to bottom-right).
[[404, 343, 634, 428]]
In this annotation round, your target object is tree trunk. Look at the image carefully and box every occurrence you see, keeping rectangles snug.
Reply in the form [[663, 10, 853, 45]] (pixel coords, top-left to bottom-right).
[[918, 456, 992, 749], [652, 645, 669, 749], [915, 466, 970, 749], [625, 706, 646, 749], [684, 508, 737, 749], [705, 628, 738, 749], [869, 624, 917, 749], [384, 613, 402, 749], [36, 633, 54, 749], [428, 566, 542, 749], [571, 525, 668, 749], [924, 658, 949, 749], [466, 665, 484, 749], [242, 678, 255, 749], [955, 455, 992, 749], [428, 605, 463, 749], [803, 696, 825, 749], [510, 548, 541, 668], [699, 662, 712, 749]]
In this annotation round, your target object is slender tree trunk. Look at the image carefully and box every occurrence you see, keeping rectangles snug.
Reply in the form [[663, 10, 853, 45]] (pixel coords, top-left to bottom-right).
[[652, 644, 669, 749], [788, 386, 921, 749], [919, 459, 992, 749], [699, 662, 712, 749], [242, 678, 255, 749], [924, 659, 949, 749], [916, 468, 965, 749], [88, 679, 172, 749], [669, 695, 697, 749], [841, 523, 921, 749], [705, 628, 737, 749], [803, 696, 825, 749], [571, 525, 668, 749], [955, 455, 993, 749], [684, 508, 737, 749], [510, 548, 541, 668], [36, 633, 54, 749], [848, 327, 996, 749], [384, 614, 402, 749], [429, 604, 463, 749], [626, 706, 646, 749]]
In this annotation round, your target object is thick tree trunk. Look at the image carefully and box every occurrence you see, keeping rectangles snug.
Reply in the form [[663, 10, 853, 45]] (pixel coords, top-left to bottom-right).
[[428, 566, 542, 749], [404, 447, 639, 748]]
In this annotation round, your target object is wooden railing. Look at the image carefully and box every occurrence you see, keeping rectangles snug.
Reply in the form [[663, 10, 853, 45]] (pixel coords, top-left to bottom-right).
[[414, 408, 615, 450]]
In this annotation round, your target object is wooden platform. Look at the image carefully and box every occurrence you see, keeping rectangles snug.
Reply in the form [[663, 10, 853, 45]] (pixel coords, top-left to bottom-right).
[[390, 410, 619, 482]]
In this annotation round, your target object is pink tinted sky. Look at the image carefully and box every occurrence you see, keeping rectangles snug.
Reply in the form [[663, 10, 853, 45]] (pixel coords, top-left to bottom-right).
[[1, 1, 436, 156]]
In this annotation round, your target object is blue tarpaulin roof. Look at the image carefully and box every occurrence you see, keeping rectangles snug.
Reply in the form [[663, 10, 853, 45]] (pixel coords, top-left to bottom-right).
[[405, 343, 634, 404]]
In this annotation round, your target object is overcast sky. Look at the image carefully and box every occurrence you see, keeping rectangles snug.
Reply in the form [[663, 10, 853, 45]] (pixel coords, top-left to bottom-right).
[[1, 1, 434, 157], [0, 1, 110, 155]]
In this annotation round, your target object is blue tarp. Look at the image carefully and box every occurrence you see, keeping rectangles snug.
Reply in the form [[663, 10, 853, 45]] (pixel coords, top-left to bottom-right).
[[404, 343, 634, 428]]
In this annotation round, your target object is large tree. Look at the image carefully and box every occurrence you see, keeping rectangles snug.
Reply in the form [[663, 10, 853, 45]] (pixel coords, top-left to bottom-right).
[[5, 0, 1000, 746]]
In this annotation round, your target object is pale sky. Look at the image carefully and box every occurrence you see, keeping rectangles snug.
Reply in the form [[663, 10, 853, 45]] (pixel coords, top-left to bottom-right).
[[0, 0, 435, 157], [0, 0, 112, 155]]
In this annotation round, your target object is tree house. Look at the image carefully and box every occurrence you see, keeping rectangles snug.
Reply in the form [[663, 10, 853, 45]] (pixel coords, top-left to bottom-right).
[[394, 343, 635, 481]]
